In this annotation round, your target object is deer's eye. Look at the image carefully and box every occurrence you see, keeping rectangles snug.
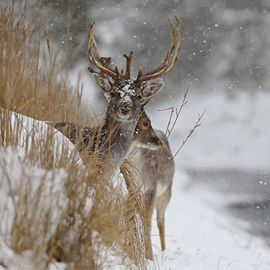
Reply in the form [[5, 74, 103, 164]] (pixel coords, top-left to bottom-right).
[[137, 95, 142, 100], [143, 122, 149, 128], [110, 92, 116, 98]]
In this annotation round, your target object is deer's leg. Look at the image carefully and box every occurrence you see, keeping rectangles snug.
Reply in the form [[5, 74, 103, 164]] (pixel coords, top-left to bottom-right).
[[144, 187, 156, 260], [155, 186, 172, 251], [125, 180, 156, 261]]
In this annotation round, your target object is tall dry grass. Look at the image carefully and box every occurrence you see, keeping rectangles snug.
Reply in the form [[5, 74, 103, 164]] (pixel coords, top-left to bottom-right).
[[0, 1, 148, 269], [0, 1, 85, 123]]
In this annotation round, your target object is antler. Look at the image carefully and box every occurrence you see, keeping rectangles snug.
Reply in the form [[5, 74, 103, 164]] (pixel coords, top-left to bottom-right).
[[123, 52, 133, 80], [87, 17, 183, 82], [87, 22, 119, 79], [137, 16, 183, 82], [87, 22, 134, 80]]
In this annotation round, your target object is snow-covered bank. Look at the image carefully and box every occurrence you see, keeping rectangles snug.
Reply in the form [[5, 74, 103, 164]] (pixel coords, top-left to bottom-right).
[[0, 111, 80, 269], [0, 146, 69, 240]]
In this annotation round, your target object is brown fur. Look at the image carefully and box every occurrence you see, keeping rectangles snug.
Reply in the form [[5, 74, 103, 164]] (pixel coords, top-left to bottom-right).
[[125, 115, 175, 260], [49, 74, 164, 177]]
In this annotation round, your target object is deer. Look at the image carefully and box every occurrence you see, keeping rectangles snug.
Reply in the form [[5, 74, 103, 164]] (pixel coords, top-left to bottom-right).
[[48, 18, 182, 262], [51, 17, 183, 180], [123, 105, 175, 261]]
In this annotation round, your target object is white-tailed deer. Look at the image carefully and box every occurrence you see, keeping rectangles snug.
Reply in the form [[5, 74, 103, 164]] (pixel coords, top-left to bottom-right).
[[52, 17, 183, 178], [124, 108, 174, 260]]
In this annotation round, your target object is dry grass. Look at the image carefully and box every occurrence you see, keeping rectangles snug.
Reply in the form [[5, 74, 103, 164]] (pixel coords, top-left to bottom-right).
[[0, 1, 85, 123], [0, 1, 148, 269]]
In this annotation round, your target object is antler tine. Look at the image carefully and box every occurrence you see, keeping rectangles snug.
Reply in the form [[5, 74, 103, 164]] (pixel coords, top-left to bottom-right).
[[138, 17, 183, 82], [123, 52, 133, 80], [88, 23, 101, 60], [138, 20, 176, 78], [100, 57, 112, 68], [162, 17, 182, 74], [97, 57, 111, 78], [87, 22, 117, 79], [136, 66, 143, 81]]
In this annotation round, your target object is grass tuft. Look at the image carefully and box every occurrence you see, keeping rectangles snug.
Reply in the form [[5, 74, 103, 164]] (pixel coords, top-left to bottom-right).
[[0, 1, 148, 269]]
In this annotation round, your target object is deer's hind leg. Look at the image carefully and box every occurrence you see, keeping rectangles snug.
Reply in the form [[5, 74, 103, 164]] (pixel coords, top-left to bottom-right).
[[155, 186, 172, 251]]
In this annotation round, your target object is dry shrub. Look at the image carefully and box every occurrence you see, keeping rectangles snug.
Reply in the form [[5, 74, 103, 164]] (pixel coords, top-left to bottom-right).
[[46, 155, 147, 269], [0, 2, 148, 269], [0, 1, 85, 123]]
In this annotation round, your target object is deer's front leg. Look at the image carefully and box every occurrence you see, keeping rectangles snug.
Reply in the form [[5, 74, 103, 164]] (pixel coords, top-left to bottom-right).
[[144, 187, 157, 260]]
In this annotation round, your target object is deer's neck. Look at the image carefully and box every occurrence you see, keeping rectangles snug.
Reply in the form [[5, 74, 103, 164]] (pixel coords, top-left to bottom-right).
[[102, 109, 137, 167]]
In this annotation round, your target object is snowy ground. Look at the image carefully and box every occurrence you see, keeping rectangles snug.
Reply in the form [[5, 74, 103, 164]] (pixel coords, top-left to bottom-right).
[[150, 169, 270, 270], [1, 88, 270, 269]]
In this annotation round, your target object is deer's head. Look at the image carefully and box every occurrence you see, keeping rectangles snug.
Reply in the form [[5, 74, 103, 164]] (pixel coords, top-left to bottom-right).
[[133, 109, 162, 150], [87, 18, 183, 122], [92, 73, 164, 122]]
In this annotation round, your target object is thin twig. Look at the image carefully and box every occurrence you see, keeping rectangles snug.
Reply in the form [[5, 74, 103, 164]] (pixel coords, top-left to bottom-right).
[[172, 110, 206, 159], [139, 78, 205, 197]]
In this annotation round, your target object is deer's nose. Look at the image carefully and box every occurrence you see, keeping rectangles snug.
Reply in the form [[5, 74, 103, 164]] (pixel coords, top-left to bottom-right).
[[121, 108, 130, 115], [155, 138, 162, 147]]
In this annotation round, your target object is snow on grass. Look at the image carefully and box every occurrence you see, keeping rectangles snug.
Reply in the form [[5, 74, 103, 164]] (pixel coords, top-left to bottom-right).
[[0, 146, 70, 269], [2, 109, 82, 167], [0, 110, 139, 269], [0, 111, 80, 269], [0, 242, 67, 270], [0, 145, 69, 237]]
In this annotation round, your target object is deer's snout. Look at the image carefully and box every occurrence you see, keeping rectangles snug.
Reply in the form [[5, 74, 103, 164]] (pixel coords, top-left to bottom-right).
[[152, 137, 162, 148], [119, 98, 133, 117], [121, 108, 130, 115]]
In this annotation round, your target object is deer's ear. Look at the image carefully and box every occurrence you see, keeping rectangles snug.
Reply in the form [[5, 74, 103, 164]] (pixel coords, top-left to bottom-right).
[[141, 78, 164, 97], [92, 73, 112, 92]]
